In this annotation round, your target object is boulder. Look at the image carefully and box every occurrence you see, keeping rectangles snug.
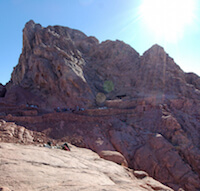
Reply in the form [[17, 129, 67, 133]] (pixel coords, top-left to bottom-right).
[[99, 150, 128, 167]]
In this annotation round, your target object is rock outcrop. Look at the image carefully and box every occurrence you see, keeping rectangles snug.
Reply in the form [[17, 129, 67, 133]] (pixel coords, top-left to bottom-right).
[[0, 120, 48, 144], [0, 142, 173, 191], [1, 20, 200, 190], [7, 20, 200, 110], [9, 20, 94, 110]]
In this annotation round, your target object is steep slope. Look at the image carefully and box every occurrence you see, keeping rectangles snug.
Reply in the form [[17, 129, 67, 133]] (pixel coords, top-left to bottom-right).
[[83, 39, 140, 99], [1, 20, 200, 190], [137, 45, 200, 100], [10, 20, 94, 110], [6, 20, 200, 108]]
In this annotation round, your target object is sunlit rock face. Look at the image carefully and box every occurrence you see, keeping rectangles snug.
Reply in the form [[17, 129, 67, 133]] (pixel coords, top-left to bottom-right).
[[1, 20, 200, 191], [8, 20, 200, 109], [9, 20, 141, 109], [10, 20, 94, 110], [0, 142, 173, 191]]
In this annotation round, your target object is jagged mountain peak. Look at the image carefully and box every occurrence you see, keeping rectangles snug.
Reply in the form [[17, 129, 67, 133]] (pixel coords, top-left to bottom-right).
[[7, 20, 200, 109], [24, 19, 36, 27], [1, 21, 200, 191], [142, 44, 167, 60], [147, 43, 165, 52]]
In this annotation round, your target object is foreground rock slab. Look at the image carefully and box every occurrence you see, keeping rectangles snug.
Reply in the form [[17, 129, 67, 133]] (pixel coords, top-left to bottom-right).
[[0, 143, 173, 191]]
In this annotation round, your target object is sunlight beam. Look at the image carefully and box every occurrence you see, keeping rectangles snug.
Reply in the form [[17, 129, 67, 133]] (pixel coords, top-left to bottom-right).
[[139, 0, 196, 43]]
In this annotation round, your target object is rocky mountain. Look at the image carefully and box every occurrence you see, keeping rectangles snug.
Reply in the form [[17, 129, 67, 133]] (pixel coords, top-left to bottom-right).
[[0, 20, 200, 190], [7, 20, 200, 110]]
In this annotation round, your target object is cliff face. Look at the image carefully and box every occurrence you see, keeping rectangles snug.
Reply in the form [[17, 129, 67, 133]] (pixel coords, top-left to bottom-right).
[[10, 20, 94, 109], [9, 20, 140, 108], [9, 20, 200, 109], [1, 20, 200, 191]]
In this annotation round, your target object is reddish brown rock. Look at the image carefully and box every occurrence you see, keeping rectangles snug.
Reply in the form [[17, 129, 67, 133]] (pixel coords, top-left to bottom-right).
[[0, 142, 173, 191], [133, 134, 200, 190], [133, 171, 148, 179], [185, 72, 200, 90], [0, 20, 200, 191], [0, 120, 33, 143], [9, 20, 94, 110], [99, 150, 128, 167], [6, 20, 200, 108], [0, 120, 48, 144], [20, 109, 38, 116]]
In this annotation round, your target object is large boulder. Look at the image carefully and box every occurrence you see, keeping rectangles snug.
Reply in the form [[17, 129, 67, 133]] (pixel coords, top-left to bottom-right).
[[99, 150, 128, 167]]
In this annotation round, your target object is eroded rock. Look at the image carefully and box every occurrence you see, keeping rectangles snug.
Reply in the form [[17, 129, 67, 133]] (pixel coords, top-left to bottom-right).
[[1, 20, 200, 190]]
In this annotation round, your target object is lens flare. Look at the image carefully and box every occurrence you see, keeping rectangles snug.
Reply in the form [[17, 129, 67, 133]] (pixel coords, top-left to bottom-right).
[[139, 0, 196, 42]]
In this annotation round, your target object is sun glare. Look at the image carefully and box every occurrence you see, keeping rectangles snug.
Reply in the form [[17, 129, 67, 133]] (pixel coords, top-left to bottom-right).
[[139, 0, 196, 42]]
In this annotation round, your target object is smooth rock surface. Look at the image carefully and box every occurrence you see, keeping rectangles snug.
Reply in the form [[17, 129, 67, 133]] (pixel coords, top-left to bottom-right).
[[0, 143, 173, 191], [99, 150, 128, 167]]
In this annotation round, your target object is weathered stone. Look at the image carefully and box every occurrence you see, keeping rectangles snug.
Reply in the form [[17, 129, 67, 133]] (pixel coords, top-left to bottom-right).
[[0, 120, 47, 144], [0, 20, 200, 191], [0, 142, 173, 191], [99, 150, 128, 167], [133, 171, 148, 179]]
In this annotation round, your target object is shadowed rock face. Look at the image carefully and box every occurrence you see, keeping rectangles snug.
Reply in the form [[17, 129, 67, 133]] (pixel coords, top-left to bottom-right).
[[1, 20, 200, 191], [0, 84, 6, 97]]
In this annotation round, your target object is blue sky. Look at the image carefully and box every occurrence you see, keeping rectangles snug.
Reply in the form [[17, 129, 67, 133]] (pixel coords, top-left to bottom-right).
[[0, 0, 200, 85]]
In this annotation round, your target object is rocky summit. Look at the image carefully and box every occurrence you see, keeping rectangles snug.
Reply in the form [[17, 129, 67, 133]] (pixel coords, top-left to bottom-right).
[[0, 20, 200, 191]]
